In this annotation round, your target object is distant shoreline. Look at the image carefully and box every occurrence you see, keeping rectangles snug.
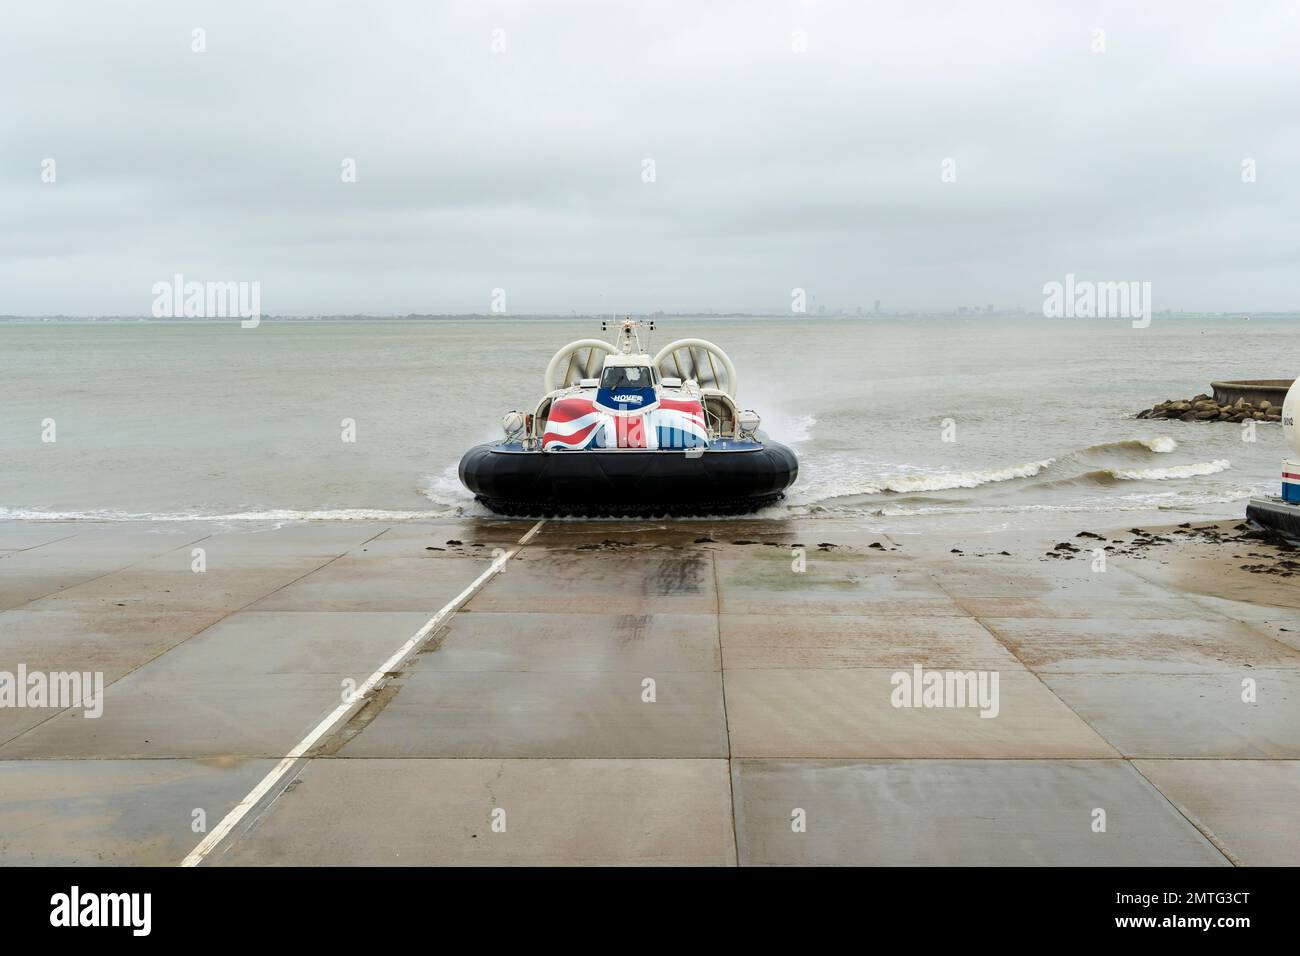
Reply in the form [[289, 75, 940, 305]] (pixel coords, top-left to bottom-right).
[[2, 312, 1294, 325]]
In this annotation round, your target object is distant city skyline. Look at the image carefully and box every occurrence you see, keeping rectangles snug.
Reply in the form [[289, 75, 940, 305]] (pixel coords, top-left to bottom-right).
[[4, 306, 1288, 323]]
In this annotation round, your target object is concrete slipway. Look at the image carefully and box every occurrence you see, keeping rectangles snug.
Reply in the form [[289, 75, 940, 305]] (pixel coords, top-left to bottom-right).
[[0, 514, 1297, 866]]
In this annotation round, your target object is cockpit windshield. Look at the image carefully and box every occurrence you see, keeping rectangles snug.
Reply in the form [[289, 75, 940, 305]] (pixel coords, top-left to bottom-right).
[[600, 366, 653, 389]]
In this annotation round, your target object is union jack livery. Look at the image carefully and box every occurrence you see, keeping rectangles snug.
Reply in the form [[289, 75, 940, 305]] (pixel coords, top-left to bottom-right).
[[542, 395, 709, 450], [457, 317, 798, 516]]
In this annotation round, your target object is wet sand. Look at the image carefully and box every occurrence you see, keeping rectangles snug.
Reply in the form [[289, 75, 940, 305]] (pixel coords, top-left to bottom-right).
[[1, 512, 1297, 866]]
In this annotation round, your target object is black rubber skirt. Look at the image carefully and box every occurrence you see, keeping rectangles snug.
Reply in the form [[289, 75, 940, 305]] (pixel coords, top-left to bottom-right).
[[1246, 497, 1300, 540], [458, 443, 798, 517]]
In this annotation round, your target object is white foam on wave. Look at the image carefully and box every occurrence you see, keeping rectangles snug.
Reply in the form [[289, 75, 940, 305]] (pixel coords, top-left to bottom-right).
[[1109, 459, 1230, 481], [817, 482, 1265, 518], [868, 458, 1057, 494], [1138, 436, 1178, 453], [796, 457, 1057, 502], [791, 431, 1206, 508], [1079, 436, 1179, 457]]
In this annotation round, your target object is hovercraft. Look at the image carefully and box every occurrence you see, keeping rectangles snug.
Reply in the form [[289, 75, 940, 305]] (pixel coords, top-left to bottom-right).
[[458, 318, 798, 516]]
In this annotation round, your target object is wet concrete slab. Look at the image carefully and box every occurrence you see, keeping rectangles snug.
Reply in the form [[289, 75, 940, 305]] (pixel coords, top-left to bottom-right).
[[719, 613, 1019, 669], [732, 759, 1229, 866], [0, 758, 276, 866], [0, 607, 223, 678], [528, 519, 760, 547], [1134, 759, 1300, 866], [922, 564, 1071, 598], [323, 598, 727, 758], [358, 521, 539, 558], [0, 610, 434, 759], [332, 667, 728, 758], [718, 572, 965, 617], [0, 606, 224, 743], [0, 707, 63, 745], [1182, 594, 1300, 655], [249, 554, 492, 612], [714, 550, 934, 598], [0, 674, 349, 759], [0, 525, 205, 559], [725, 667, 1116, 758], [24, 557, 334, 615], [723, 595, 968, 617], [715, 550, 966, 617], [4, 514, 1299, 865], [957, 594, 1213, 620], [214, 758, 736, 866], [188, 523, 395, 557], [931, 558, 1184, 600], [465, 550, 717, 615], [1043, 670, 1300, 758], [0, 524, 84, 552], [129, 610, 434, 677], [0, 554, 134, 611], [420, 611, 720, 673], [982, 616, 1300, 674]]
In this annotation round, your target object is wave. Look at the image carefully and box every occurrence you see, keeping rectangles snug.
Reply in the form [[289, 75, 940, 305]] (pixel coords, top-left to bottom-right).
[[814, 458, 1057, 499], [0, 432, 1228, 525], [1083, 436, 1178, 455], [1032, 459, 1232, 490], [792, 432, 1221, 508], [1108, 459, 1231, 480], [799, 479, 1271, 519], [833, 494, 1258, 518]]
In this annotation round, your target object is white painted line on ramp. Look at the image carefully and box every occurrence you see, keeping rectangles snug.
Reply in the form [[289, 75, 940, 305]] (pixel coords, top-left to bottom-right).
[[179, 519, 546, 867]]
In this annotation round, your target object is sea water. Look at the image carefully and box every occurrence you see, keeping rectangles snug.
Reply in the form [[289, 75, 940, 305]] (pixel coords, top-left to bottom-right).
[[0, 315, 1289, 522]]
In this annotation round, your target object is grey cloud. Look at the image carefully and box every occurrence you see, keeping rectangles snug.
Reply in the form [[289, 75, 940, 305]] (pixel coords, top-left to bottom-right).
[[2, 0, 1299, 314]]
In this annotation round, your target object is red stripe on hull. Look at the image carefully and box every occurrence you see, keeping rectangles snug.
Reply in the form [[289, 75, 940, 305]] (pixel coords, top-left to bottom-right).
[[546, 398, 597, 423], [543, 419, 601, 448]]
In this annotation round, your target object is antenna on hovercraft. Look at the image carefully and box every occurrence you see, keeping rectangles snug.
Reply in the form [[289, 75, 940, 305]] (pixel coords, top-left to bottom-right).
[[599, 315, 655, 354]]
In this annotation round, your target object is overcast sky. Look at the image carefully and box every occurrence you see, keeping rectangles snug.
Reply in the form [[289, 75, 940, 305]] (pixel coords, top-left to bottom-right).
[[3, 1, 1299, 315]]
